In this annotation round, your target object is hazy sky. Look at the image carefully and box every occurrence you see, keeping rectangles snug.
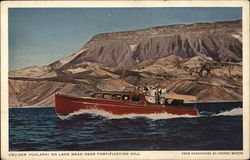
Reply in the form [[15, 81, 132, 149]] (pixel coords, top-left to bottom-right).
[[9, 7, 242, 71]]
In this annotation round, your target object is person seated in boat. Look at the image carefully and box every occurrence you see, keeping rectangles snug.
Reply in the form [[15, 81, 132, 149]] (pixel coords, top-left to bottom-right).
[[122, 95, 130, 100], [165, 99, 169, 105], [132, 86, 144, 102]]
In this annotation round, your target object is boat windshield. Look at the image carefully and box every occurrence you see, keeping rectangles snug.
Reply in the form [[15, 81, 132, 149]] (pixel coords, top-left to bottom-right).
[[90, 92, 131, 101]]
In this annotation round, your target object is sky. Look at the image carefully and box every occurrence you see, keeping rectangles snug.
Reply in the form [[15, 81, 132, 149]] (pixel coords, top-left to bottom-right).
[[9, 7, 242, 71]]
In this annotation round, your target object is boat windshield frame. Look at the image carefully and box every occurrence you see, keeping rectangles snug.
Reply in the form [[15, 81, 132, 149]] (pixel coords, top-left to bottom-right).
[[89, 91, 143, 103]]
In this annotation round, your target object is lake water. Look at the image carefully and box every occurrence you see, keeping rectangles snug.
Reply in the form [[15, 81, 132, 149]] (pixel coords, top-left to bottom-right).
[[9, 102, 243, 151]]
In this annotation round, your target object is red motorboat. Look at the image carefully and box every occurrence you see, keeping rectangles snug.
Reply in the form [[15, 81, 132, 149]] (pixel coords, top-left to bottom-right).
[[55, 91, 198, 117]]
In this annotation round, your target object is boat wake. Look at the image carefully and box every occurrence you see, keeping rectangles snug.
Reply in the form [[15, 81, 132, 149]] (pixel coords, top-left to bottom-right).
[[57, 107, 242, 120], [57, 109, 196, 120], [216, 107, 242, 116]]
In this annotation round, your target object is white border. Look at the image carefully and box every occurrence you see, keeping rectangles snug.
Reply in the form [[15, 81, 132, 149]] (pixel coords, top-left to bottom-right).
[[1, 1, 249, 160]]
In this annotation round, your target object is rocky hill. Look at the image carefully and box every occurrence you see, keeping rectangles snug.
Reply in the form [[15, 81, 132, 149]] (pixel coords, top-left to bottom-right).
[[9, 20, 242, 107], [58, 20, 242, 69]]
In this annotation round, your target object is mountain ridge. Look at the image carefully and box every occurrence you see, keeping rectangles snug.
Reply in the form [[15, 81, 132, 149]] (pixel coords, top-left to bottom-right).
[[57, 20, 242, 69], [9, 20, 242, 107]]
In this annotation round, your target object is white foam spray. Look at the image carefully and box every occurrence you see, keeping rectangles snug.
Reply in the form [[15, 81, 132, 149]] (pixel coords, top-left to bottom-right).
[[216, 107, 242, 116], [57, 107, 242, 120], [57, 108, 196, 120]]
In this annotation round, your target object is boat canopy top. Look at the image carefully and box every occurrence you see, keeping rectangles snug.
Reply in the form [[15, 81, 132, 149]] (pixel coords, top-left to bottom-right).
[[165, 92, 197, 101]]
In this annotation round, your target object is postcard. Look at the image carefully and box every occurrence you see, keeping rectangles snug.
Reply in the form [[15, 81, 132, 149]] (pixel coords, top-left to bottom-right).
[[1, 1, 249, 160]]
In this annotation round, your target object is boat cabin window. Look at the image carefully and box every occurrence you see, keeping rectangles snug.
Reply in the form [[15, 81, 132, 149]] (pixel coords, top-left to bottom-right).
[[112, 94, 122, 100], [167, 99, 184, 105], [171, 99, 184, 105], [92, 93, 102, 98], [122, 95, 130, 101], [132, 95, 140, 102], [103, 93, 112, 99]]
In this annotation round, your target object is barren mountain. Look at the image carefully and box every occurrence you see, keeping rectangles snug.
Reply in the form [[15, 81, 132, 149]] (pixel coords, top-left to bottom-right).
[[59, 20, 242, 69], [9, 56, 242, 107], [9, 20, 242, 107]]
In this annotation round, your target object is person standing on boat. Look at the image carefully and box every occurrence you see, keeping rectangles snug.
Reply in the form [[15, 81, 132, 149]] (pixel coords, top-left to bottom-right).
[[156, 87, 162, 104], [154, 86, 159, 104], [138, 86, 144, 95], [143, 83, 150, 96], [147, 86, 157, 104], [160, 86, 167, 105], [150, 87, 155, 97]]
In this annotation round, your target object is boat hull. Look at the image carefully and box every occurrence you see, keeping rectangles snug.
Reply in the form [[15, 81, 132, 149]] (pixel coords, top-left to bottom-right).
[[55, 94, 198, 116]]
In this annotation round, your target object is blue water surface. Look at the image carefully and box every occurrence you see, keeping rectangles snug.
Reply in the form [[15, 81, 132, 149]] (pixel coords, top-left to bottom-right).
[[9, 105, 242, 151]]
